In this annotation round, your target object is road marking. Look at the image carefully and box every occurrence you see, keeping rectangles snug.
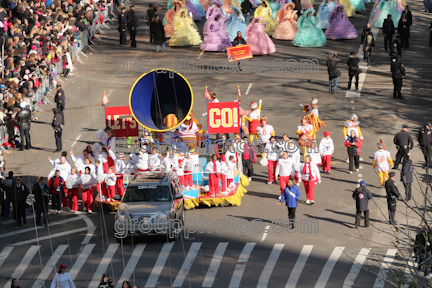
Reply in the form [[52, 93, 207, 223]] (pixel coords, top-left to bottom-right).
[[4, 245, 40, 288], [229, 243, 256, 288], [286, 245, 313, 288], [360, 166, 364, 169], [343, 248, 372, 288], [202, 242, 229, 287], [106, 89, 114, 98], [145, 242, 175, 287], [70, 244, 96, 280], [359, 158, 363, 161], [401, 259, 416, 288], [32, 245, 69, 288], [245, 83, 253, 95], [172, 242, 202, 287], [71, 134, 82, 147], [115, 244, 146, 288], [0, 247, 14, 267], [383, 110, 398, 119], [1, 215, 87, 240], [315, 247, 345, 288], [10, 227, 89, 246], [373, 249, 397, 288], [358, 174, 362, 177], [257, 244, 284, 288], [88, 244, 119, 288], [261, 225, 270, 242], [82, 226, 97, 245]]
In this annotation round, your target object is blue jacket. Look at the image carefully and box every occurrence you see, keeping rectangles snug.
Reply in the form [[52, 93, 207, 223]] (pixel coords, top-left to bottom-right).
[[280, 185, 301, 208]]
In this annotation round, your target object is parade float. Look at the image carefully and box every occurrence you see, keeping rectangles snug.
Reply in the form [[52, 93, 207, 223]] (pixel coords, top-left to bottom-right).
[[94, 69, 249, 212]]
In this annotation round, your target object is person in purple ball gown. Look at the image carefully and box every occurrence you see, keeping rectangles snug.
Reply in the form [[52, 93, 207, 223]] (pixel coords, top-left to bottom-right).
[[325, 4, 358, 40], [200, 11, 233, 51], [182, 0, 203, 20]]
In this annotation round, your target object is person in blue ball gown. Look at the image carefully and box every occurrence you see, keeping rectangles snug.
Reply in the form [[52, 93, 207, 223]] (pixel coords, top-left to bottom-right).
[[191, 0, 207, 16], [317, 0, 337, 29], [226, 6, 248, 40], [269, 0, 281, 17], [350, 0, 365, 12], [374, 0, 400, 28], [292, 8, 327, 47]]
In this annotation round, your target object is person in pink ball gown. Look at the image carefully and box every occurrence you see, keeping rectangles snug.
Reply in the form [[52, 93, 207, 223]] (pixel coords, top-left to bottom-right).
[[246, 17, 276, 55], [200, 12, 232, 51], [273, 3, 298, 40]]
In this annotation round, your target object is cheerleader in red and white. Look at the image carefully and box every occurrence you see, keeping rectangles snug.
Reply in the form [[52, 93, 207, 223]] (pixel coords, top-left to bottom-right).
[[206, 154, 221, 197], [183, 153, 195, 190], [97, 146, 109, 173], [226, 155, 236, 187], [319, 131, 334, 174], [136, 148, 150, 172], [81, 166, 95, 213], [98, 127, 116, 171], [86, 144, 97, 162], [126, 154, 138, 176], [105, 167, 116, 201], [275, 151, 296, 198], [264, 136, 279, 184], [287, 140, 301, 186], [65, 168, 80, 211], [300, 155, 321, 205], [161, 153, 172, 172], [296, 116, 315, 156], [149, 147, 162, 171], [95, 160, 107, 200], [177, 158, 185, 185], [220, 161, 228, 192], [109, 151, 126, 198]]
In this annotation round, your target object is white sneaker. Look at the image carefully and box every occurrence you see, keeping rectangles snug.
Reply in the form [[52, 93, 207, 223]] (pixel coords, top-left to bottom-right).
[[88, 210, 92, 214], [346, 158, 350, 163], [306, 199, 311, 205], [248, 177, 252, 182], [278, 196, 281, 200], [311, 200, 315, 205], [349, 171, 353, 174], [267, 182, 272, 185], [356, 169, 359, 172], [107, 198, 111, 202]]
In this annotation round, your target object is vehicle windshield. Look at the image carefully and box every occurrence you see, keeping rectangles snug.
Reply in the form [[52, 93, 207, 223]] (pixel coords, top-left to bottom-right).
[[122, 185, 172, 202]]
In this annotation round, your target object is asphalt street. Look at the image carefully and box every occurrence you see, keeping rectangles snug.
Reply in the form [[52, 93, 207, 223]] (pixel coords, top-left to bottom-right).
[[1, 0, 432, 287]]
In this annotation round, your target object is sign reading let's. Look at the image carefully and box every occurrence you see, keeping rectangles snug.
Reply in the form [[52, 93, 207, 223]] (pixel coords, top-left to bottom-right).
[[207, 102, 240, 134], [105, 106, 139, 137]]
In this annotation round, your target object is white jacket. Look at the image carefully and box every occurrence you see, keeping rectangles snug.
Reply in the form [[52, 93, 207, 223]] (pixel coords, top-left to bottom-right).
[[49, 157, 70, 166], [220, 161, 228, 175], [176, 161, 184, 176], [115, 159, 126, 175], [80, 173, 94, 190], [289, 149, 301, 171], [162, 157, 172, 172], [168, 153, 179, 170], [225, 150, 236, 163], [126, 154, 138, 174], [149, 154, 162, 170], [308, 151, 322, 166], [106, 173, 116, 186], [300, 162, 321, 181], [319, 137, 334, 156], [65, 173, 81, 189], [136, 152, 149, 170], [275, 157, 296, 178], [98, 151, 108, 163], [50, 272, 75, 288], [206, 161, 221, 174], [48, 162, 71, 181], [374, 149, 392, 172], [184, 158, 195, 171], [264, 142, 279, 161], [226, 161, 236, 179]]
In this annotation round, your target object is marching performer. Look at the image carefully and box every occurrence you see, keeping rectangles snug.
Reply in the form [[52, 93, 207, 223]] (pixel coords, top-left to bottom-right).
[[149, 147, 162, 171], [300, 155, 321, 205], [373, 140, 394, 187], [94, 160, 107, 200], [343, 114, 363, 140], [220, 160, 228, 192], [287, 140, 302, 186], [81, 166, 95, 213], [206, 154, 221, 197], [97, 147, 109, 173], [161, 153, 172, 172], [244, 100, 262, 143], [301, 98, 325, 133], [126, 154, 139, 176], [264, 136, 279, 184], [137, 148, 150, 172], [65, 168, 80, 212], [319, 131, 334, 174], [96, 127, 117, 171], [296, 116, 315, 157], [48, 151, 69, 166], [177, 158, 185, 185], [226, 155, 236, 187], [275, 151, 296, 199], [105, 167, 116, 202], [184, 153, 195, 190], [108, 151, 126, 198], [256, 116, 276, 158]]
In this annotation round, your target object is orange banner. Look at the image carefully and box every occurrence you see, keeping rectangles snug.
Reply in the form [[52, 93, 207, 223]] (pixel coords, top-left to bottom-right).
[[227, 45, 253, 62]]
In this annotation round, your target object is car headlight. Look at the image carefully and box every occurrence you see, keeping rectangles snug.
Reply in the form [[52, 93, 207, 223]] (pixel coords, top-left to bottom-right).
[[160, 210, 170, 220], [117, 211, 126, 220]]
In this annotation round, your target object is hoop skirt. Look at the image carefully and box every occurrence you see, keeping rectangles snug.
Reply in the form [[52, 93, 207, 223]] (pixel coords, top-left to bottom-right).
[[325, 5, 358, 39], [204, 5, 227, 35], [317, 0, 337, 29], [169, 11, 203, 46], [273, 4, 298, 40], [374, 0, 400, 28], [292, 9, 327, 47], [246, 17, 276, 55], [200, 13, 232, 50], [164, 1, 184, 38], [191, 0, 207, 16], [339, 0, 355, 16], [350, 0, 365, 11], [225, 9, 248, 40], [254, 1, 279, 36], [269, 1, 281, 17]]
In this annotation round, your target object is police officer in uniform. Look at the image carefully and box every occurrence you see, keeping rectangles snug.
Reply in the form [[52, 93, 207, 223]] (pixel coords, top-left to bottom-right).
[[128, 5, 139, 48], [418, 122, 432, 168], [118, 7, 128, 45], [385, 172, 400, 225], [15, 107, 32, 150], [1, 171, 14, 217], [393, 124, 414, 169], [52, 108, 63, 152], [54, 84, 65, 125]]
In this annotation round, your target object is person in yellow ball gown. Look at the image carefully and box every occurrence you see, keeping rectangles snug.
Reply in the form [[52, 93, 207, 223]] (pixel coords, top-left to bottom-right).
[[339, 0, 355, 17], [254, 0, 279, 36], [169, 8, 203, 46]]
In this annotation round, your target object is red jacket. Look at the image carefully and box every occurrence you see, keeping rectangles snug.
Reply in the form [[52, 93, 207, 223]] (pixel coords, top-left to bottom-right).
[[48, 177, 65, 194], [344, 137, 362, 155]]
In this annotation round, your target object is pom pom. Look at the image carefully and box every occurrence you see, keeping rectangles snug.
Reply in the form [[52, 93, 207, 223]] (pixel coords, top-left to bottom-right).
[[260, 158, 268, 167], [92, 142, 101, 153], [75, 158, 84, 171], [344, 120, 350, 128], [80, 173, 92, 185], [95, 174, 105, 183], [65, 175, 78, 189], [95, 129, 105, 140]]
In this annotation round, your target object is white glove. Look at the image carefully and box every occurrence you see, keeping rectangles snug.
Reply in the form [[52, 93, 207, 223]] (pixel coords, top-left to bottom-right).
[[360, 137, 364, 140], [202, 112, 207, 116], [297, 178, 302, 183], [259, 99, 262, 105], [344, 136, 348, 140], [318, 179, 321, 184], [300, 104, 304, 108]]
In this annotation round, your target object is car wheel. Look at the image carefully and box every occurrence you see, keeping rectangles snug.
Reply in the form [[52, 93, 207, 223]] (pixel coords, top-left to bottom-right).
[[168, 219, 181, 242]]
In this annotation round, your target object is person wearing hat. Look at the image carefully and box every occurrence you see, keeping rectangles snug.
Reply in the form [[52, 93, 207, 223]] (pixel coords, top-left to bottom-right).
[[393, 124, 413, 169], [11, 176, 29, 226], [417, 122, 432, 168], [373, 140, 394, 186], [385, 171, 400, 225], [401, 155, 413, 201], [390, 54, 405, 99], [118, 6, 128, 45], [296, 115, 314, 158], [127, 5, 139, 48], [343, 113, 363, 141], [319, 131, 334, 174], [178, 114, 199, 150], [326, 51, 340, 94], [51, 264, 75, 287], [352, 180, 372, 228], [244, 99, 262, 143], [54, 84, 65, 125], [15, 105, 32, 150], [1, 171, 15, 218], [32, 176, 49, 226], [52, 108, 63, 152]]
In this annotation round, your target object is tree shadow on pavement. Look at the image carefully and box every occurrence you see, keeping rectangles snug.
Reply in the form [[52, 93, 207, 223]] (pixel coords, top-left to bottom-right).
[[303, 213, 353, 228]]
